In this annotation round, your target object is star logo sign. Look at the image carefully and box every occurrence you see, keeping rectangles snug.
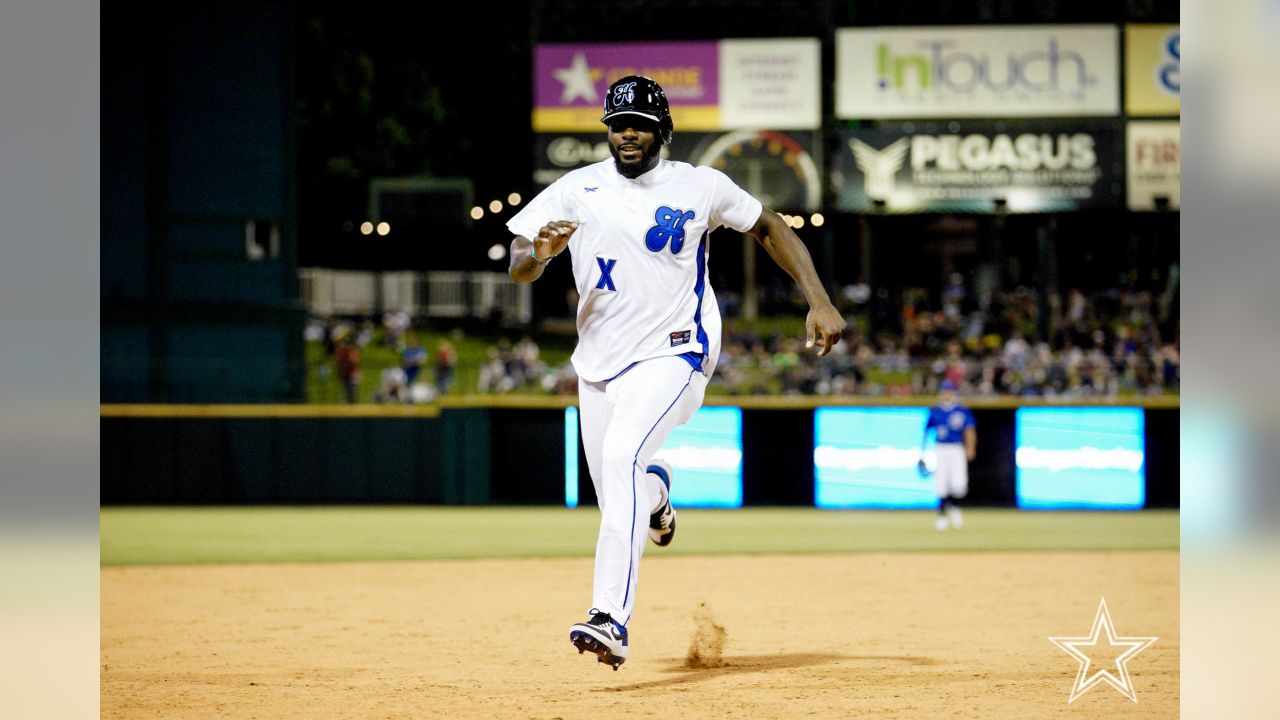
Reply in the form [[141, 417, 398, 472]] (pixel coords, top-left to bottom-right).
[[553, 52, 600, 104], [1048, 598, 1158, 703]]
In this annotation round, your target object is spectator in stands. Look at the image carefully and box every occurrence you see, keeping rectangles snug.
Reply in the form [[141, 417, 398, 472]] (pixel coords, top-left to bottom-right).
[[513, 336, 546, 386], [1159, 342, 1180, 389], [478, 347, 515, 393], [402, 335, 427, 385], [374, 366, 408, 403], [544, 360, 578, 395], [334, 334, 361, 403], [435, 340, 457, 395], [1003, 331, 1030, 372], [322, 316, 340, 356], [383, 309, 411, 350]]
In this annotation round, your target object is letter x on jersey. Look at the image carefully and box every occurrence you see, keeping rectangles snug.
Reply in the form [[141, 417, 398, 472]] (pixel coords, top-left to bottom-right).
[[595, 257, 617, 291]]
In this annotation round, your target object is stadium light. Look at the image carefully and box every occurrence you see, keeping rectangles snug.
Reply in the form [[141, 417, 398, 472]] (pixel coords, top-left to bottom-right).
[[508, 192, 522, 206], [359, 221, 373, 235], [811, 213, 825, 227], [793, 215, 805, 229], [470, 206, 484, 220], [489, 199, 503, 213], [487, 243, 507, 261]]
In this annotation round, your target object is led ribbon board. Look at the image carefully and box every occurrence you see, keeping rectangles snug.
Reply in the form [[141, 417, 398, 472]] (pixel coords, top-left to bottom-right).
[[566, 406, 743, 508], [1016, 407, 1145, 510], [814, 408, 937, 509]]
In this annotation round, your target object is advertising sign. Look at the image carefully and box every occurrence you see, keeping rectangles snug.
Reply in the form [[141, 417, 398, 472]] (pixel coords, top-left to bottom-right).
[[1127, 121, 1180, 210], [534, 40, 820, 132], [836, 26, 1120, 119], [534, 130, 822, 211], [718, 39, 821, 129], [566, 407, 743, 508], [1016, 408, 1146, 510], [833, 120, 1124, 213], [814, 408, 937, 509], [1125, 25, 1180, 116]]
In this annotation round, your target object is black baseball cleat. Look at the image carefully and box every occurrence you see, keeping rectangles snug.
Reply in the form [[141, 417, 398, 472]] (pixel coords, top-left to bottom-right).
[[647, 460, 676, 547], [569, 609, 629, 670]]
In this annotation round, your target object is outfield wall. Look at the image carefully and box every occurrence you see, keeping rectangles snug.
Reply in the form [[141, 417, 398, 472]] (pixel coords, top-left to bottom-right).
[[101, 400, 1178, 509]]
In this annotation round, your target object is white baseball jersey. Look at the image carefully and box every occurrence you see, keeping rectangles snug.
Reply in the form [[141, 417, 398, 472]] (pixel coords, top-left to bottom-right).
[[507, 158, 763, 383]]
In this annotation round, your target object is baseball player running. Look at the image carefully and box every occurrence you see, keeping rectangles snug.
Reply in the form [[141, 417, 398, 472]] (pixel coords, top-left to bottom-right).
[[919, 379, 977, 530], [507, 76, 845, 670]]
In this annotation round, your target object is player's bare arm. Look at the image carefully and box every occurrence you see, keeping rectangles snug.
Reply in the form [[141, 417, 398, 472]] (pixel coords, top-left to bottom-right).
[[508, 220, 578, 283], [964, 426, 977, 462], [745, 209, 847, 356]]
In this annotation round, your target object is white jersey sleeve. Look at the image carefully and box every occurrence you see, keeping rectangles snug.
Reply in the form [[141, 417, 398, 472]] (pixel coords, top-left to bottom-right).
[[706, 168, 763, 233], [507, 178, 576, 241]]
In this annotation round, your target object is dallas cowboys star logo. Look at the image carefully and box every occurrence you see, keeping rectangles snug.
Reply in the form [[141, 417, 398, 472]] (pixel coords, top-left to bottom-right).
[[1048, 598, 1158, 703]]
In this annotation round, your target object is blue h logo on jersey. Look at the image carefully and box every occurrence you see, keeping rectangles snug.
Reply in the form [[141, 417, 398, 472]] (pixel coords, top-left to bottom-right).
[[645, 206, 696, 254], [595, 257, 617, 291]]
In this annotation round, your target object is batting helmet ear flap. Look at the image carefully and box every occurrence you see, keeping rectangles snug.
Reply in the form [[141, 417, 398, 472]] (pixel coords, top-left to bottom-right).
[[601, 75, 674, 145]]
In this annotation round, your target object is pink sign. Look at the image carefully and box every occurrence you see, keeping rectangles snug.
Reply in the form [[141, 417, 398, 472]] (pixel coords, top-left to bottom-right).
[[534, 42, 720, 115]]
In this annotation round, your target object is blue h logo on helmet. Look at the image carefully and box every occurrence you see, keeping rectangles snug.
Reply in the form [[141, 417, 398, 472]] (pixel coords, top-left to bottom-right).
[[645, 206, 695, 254]]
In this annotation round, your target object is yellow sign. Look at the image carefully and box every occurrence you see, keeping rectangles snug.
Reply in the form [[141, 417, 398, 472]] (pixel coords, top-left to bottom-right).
[[533, 106, 722, 133], [1125, 25, 1179, 116]]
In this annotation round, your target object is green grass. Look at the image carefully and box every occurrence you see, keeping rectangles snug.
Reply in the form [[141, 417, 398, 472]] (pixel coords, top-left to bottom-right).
[[100, 507, 1178, 566]]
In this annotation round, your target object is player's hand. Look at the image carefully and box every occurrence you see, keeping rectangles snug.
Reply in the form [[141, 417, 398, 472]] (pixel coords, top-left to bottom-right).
[[533, 220, 578, 262], [966, 449, 976, 462], [805, 303, 846, 357], [916, 459, 930, 477]]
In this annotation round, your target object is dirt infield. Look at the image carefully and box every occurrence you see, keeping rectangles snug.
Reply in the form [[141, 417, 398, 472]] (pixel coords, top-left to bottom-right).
[[102, 552, 1178, 718]]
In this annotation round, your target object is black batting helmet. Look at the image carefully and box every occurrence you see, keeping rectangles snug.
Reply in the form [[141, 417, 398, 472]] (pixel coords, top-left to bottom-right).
[[601, 75, 674, 145]]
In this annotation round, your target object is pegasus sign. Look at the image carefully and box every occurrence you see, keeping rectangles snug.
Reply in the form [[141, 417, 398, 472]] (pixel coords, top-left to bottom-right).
[[835, 121, 1123, 213], [850, 139, 908, 200], [837, 26, 1119, 119]]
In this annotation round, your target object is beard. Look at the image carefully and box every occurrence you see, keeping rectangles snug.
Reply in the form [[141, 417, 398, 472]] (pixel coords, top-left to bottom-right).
[[609, 141, 661, 179]]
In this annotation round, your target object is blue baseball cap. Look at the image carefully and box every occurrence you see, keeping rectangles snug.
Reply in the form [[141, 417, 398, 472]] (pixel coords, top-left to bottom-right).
[[939, 379, 957, 391]]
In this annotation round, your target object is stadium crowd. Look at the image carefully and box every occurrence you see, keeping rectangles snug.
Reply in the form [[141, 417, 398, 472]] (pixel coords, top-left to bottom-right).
[[715, 282, 1178, 398], [312, 279, 1178, 401]]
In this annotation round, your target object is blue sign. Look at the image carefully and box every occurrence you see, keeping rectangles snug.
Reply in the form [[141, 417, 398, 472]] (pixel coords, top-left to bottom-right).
[[814, 408, 936, 509], [565, 406, 580, 508], [565, 406, 743, 508], [1016, 408, 1145, 510]]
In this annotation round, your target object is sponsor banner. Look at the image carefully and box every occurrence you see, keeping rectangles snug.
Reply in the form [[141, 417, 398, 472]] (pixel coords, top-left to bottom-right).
[[1127, 121, 1180, 210], [1016, 408, 1145, 510], [533, 130, 822, 211], [534, 40, 819, 132], [836, 26, 1120, 119], [565, 406, 744, 508], [718, 38, 821, 129], [814, 408, 939, 509], [833, 120, 1124, 213], [1125, 25, 1180, 116], [534, 42, 720, 132]]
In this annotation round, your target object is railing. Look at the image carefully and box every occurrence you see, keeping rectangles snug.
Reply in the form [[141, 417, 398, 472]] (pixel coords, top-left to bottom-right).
[[298, 268, 531, 323]]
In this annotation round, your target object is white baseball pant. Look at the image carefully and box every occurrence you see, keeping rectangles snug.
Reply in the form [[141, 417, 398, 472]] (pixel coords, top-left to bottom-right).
[[578, 355, 708, 626], [934, 443, 969, 498]]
